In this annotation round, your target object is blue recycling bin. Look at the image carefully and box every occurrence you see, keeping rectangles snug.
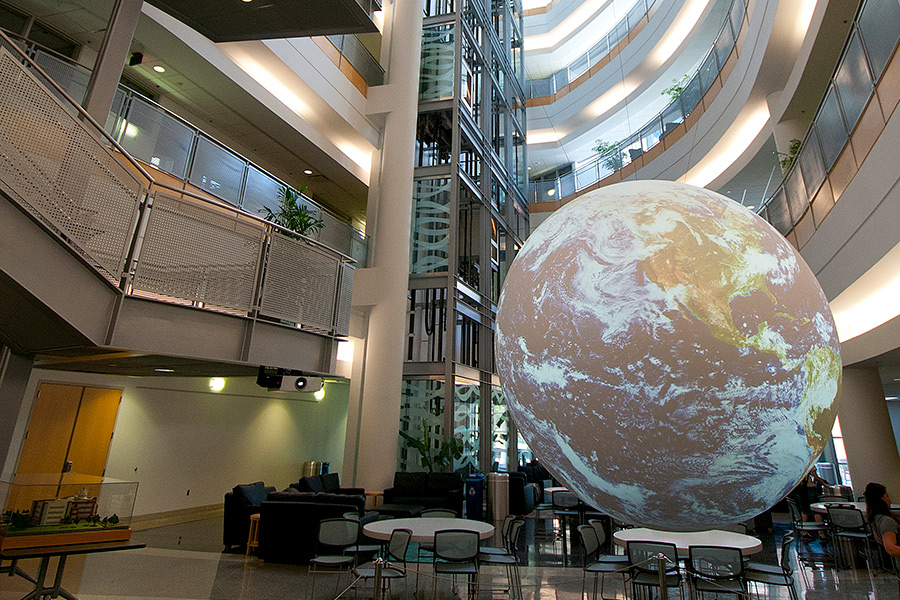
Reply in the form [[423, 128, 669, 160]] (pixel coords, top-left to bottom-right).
[[465, 473, 485, 520]]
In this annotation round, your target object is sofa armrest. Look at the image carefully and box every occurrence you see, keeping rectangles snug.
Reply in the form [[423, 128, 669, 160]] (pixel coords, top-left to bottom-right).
[[338, 487, 366, 496], [383, 487, 399, 503]]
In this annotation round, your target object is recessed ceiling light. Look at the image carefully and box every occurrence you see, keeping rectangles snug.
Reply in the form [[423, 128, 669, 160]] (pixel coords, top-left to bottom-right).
[[303, 169, 313, 175], [547, 189, 555, 196], [155, 368, 174, 373], [153, 65, 166, 73]]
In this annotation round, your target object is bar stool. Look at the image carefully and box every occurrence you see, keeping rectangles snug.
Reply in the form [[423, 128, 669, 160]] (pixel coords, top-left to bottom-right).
[[246, 513, 260, 556]]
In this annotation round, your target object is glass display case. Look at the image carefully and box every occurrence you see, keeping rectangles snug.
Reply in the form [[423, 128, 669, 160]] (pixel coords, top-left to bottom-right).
[[0, 474, 137, 549]]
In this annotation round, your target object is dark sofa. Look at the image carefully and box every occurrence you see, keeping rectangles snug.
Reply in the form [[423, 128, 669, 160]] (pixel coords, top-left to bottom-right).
[[258, 489, 375, 563], [223, 481, 276, 549], [383, 472, 464, 515], [291, 472, 364, 496]]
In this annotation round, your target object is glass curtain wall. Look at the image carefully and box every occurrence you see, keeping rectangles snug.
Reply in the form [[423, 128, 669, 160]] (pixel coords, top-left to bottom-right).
[[398, 0, 528, 474]]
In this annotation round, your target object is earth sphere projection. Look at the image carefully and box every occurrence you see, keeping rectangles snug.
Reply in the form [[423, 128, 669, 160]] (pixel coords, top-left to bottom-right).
[[496, 181, 841, 531]]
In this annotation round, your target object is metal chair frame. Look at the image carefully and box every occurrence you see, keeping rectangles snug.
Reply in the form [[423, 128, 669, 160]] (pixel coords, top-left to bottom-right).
[[432, 529, 481, 600], [745, 533, 799, 600], [687, 545, 747, 600], [307, 518, 359, 600]]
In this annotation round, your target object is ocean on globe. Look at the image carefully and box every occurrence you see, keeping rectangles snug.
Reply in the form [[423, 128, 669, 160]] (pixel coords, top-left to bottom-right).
[[496, 180, 841, 531]]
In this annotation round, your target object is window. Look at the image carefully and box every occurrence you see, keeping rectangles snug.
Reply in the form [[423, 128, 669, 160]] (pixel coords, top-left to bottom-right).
[[831, 418, 852, 488]]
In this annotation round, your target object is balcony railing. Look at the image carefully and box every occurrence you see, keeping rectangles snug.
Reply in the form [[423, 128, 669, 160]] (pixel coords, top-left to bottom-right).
[[0, 31, 355, 338], [756, 0, 900, 245], [526, 0, 655, 99], [326, 34, 385, 87], [2, 29, 369, 265], [529, 0, 748, 204]]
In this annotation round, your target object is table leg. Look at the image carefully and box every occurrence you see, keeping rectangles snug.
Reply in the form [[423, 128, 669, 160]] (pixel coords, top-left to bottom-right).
[[19, 556, 49, 600], [6, 556, 79, 600]]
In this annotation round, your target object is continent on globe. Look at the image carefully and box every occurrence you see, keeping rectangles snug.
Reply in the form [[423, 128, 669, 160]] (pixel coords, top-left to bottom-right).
[[495, 180, 841, 531]]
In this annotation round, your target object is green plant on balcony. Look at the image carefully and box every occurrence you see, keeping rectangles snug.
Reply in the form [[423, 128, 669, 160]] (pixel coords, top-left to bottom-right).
[[777, 138, 802, 172], [399, 419, 466, 473], [261, 185, 325, 238], [662, 75, 691, 101], [593, 140, 625, 171]]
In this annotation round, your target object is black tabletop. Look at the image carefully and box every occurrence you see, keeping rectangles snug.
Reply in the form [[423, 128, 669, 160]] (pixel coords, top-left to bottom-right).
[[0, 540, 145, 560]]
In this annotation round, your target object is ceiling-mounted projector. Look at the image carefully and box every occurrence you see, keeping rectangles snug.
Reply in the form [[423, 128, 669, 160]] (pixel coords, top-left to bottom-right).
[[280, 376, 324, 392]]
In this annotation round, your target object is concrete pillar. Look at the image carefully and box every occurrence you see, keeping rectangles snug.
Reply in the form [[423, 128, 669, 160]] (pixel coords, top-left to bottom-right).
[[0, 346, 33, 480], [83, 0, 143, 124], [346, 0, 423, 492], [839, 366, 900, 498]]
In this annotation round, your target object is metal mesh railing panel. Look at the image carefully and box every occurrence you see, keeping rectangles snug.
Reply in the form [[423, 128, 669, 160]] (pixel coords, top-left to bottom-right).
[[260, 232, 339, 332], [0, 49, 142, 281], [334, 262, 354, 336], [132, 193, 263, 313]]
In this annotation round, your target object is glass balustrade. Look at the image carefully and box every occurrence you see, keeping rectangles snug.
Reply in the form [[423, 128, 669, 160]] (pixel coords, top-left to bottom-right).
[[530, 0, 747, 204], [3, 31, 370, 264], [526, 0, 653, 99], [756, 0, 900, 240]]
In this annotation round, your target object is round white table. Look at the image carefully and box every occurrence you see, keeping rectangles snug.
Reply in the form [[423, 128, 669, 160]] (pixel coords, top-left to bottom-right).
[[363, 517, 495, 543], [613, 527, 763, 557], [811, 501, 900, 514]]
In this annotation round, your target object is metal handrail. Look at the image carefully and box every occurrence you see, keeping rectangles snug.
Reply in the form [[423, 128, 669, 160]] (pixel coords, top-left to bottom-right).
[[529, 0, 747, 203], [756, 0, 899, 236], [526, 0, 654, 99]]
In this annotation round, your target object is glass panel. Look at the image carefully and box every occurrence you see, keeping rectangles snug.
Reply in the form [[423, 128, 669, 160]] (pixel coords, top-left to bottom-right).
[[766, 188, 792, 235], [416, 111, 453, 167], [529, 77, 553, 98], [834, 30, 874, 128], [458, 195, 482, 290], [816, 86, 848, 170], [559, 171, 576, 197], [569, 52, 589, 80], [698, 51, 719, 94], [661, 101, 685, 135], [242, 166, 282, 217], [553, 69, 569, 92], [420, 24, 456, 102], [576, 162, 599, 190], [407, 288, 448, 362], [715, 19, 735, 65], [680, 76, 703, 114], [783, 166, 807, 224], [858, 0, 900, 79], [453, 382, 480, 473], [639, 118, 662, 151], [118, 97, 193, 178], [798, 127, 827, 198], [31, 50, 90, 105], [411, 179, 452, 274], [188, 137, 245, 205], [425, 0, 455, 18], [491, 387, 509, 472], [399, 379, 446, 473], [730, 0, 746, 32], [455, 310, 480, 367]]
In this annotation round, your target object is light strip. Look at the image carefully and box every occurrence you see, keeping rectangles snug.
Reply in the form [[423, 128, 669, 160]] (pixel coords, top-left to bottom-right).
[[829, 242, 900, 342], [527, 129, 562, 145], [650, 0, 713, 66], [683, 104, 770, 188], [525, 0, 613, 51]]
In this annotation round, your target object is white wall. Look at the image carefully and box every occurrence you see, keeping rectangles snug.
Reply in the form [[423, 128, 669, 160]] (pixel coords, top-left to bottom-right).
[[16, 370, 349, 516]]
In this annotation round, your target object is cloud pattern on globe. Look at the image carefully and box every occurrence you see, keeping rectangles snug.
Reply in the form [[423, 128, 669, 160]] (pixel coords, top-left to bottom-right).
[[496, 181, 841, 531]]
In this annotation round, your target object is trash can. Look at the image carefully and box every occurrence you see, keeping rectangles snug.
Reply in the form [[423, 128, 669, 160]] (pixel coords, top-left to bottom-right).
[[301, 461, 321, 477], [466, 474, 485, 520], [487, 473, 510, 522], [321, 462, 330, 474]]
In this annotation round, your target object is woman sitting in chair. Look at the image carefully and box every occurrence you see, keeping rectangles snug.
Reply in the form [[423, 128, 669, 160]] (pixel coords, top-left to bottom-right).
[[864, 481, 900, 558]]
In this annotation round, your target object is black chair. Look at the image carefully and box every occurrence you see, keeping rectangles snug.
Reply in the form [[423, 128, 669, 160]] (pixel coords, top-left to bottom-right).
[[432, 529, 480, 599], [827, 505, 875, 572], [578, 524, 630, 600], [787, 497, 828, 542], [354, 528, 412, 600], [687, 545, 746, 599], [307, 518, 359, 600], [480, 518, 526, 600], [626, 541, 683, 600], [745, 533, 800, 600], [553, 490, 581, 565]]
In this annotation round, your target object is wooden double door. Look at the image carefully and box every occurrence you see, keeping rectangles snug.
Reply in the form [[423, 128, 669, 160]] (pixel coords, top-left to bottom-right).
[[13, 383, 121, 511]]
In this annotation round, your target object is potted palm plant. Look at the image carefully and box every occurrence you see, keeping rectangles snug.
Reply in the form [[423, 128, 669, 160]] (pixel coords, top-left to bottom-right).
[[261, 185, 325, 238]]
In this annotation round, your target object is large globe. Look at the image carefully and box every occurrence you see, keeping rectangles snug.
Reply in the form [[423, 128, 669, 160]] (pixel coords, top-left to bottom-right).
[[496, 181, 841, 531]]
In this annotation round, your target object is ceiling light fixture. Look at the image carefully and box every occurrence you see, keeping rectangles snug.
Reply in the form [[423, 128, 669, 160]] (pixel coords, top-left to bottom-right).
[[153, 65, 166, 73], [303, 169, 313, 175], [155, 368, 174, 373]]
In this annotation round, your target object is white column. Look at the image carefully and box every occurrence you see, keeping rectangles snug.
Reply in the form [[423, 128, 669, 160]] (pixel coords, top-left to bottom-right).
[[345, 0, 423, 492], [0, 347, 33, 480], [83, 0, 143, 124], [839, 367, 900, 498]]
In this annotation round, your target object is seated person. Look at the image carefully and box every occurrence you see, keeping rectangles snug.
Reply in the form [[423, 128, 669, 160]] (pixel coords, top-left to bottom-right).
[[865, 481, 900, 558], [792, 467, 827, 521]]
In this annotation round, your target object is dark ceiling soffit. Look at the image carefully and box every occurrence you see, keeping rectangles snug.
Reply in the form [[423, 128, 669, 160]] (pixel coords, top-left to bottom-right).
[[143, 0, 378, 42]]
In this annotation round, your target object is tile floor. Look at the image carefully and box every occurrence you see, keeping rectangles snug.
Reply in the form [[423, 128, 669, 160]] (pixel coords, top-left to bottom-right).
[[0, 511, 897, 600]]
